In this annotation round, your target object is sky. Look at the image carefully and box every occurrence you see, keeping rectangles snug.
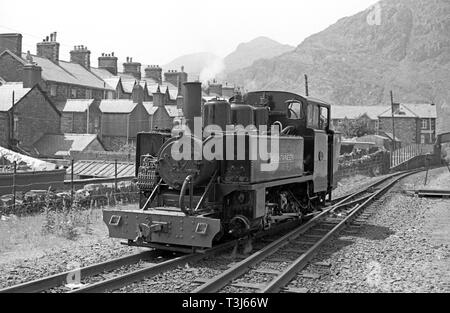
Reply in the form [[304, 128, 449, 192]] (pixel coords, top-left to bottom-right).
[[0, 0, 379, 66]]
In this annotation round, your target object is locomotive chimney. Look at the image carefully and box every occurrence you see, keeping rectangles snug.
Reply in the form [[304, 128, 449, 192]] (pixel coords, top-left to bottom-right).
[[183, 82, 202, 131]]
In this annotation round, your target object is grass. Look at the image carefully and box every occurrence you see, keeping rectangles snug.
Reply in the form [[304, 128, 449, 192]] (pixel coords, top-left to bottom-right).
[[0, 203, 137, 265]]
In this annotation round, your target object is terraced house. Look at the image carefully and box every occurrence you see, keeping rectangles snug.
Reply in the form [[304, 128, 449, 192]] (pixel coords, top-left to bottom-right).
[[0, 82, 60, 150], [0, 32, 189, 152], [0, 33, 116, 104], [378, 103, 437, 145]]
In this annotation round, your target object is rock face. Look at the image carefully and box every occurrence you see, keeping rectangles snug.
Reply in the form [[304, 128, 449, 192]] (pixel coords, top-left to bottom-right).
[[226, 0, 450, 133], [223, 36, 294, 73]]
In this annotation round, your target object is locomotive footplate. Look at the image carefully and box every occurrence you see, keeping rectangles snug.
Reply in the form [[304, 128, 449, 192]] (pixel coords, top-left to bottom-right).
[[103, 208, 221, 248]]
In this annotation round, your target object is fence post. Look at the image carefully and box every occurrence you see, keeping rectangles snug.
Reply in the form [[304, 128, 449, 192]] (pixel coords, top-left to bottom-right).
[[12, 161, 16, 212], [115, 159, 118, 192], [71, 159, 74, 202]]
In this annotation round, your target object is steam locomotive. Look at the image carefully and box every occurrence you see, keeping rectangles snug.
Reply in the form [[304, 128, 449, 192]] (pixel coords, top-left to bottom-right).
[[103, 82, 341, 253]]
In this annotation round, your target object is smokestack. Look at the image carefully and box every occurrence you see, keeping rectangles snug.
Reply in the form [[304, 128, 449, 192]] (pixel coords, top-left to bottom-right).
[[183, 82, 202, 131]]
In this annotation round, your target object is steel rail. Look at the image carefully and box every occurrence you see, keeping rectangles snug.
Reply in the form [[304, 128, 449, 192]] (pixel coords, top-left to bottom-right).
[[193, 170, 419, 293], [69, 239, 241, 293], [69, 219, 314, 293], [0, 250, 157, 293], [1, 170, 421, 293], [262, 171, 414, 293]]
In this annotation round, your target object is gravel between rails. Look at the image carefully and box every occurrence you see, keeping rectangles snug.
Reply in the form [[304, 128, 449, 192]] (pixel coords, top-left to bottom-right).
[[285, 167, 450, 293]]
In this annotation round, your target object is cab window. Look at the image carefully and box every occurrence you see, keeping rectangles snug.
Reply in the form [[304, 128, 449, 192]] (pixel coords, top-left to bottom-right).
[[307, 103, 320, 128], [287, 101, 304, 120], [319, 106, 329, 130]]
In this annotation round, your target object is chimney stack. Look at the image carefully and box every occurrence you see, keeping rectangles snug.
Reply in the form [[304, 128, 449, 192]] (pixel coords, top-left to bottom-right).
[[164, 69, 179, 87], [144, 65, 162, 84], [153, 89, 165, 107], [132, 83, 144, 104], [98, 52, 118, 75], [208, 80, 223, 96], [70, 45, 91, 69], [164, 67, 188, 96], [123, 57, 141, 80], [37, 32, 59, 62], [22, 51, 42, 88], [0, 33, 22, 56]]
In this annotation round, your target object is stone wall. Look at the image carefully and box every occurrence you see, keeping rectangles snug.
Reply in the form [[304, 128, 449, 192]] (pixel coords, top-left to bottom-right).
[[335, 149, 390, 182]]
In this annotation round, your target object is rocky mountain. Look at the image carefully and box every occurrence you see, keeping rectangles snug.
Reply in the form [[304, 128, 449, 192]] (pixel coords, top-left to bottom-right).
[[162, 52, 222, 79], [225, 0, 450, 133], [223, 36, 294, 74]]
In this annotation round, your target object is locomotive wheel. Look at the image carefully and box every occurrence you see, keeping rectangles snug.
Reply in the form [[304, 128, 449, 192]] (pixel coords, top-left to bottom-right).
[[228, 215, 251, 238]]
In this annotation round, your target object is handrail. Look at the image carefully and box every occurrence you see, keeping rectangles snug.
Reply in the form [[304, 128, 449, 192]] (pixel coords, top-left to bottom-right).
[[142, 178, 163, 211]]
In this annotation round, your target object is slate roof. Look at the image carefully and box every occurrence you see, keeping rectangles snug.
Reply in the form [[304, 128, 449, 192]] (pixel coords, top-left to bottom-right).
[[62, 99, 94, 112], [121, 79, 136, 93], [167, 88, 178, 100], [143, 102, 158, 115], [146, 83, 160, 94], [165, 105, 182, 117], [90, 67, 115, 79], [16, 52, 113, 91], [118, 73, 137, 80], [103, 77, 121, 90], [99, 99, 137, 113], [378, 103, 437, 119], [33, 134, 103, 156], [0, 82, 31, 111], [331, 105, 388, 120], [141, 77, 159, 85]]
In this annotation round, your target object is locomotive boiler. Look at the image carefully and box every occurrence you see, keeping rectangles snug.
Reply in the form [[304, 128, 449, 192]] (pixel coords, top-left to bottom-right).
[[103, 82, 341, 252]]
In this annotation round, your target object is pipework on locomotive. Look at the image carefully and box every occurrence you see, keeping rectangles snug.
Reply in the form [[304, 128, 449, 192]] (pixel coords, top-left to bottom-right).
[[103, 82, 341, 253]]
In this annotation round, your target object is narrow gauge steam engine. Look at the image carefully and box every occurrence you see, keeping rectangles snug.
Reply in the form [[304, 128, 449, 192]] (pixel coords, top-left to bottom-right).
[[103, 82, 341, 252]]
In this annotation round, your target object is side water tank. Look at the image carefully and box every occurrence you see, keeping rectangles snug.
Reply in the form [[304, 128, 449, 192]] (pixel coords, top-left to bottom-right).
[[231, 104, 254, 127], [253, 106, 269, 127], [203, 99, 231, 130]]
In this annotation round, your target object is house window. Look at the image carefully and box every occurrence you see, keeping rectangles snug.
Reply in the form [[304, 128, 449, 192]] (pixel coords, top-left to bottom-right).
[[13, 115, 19, 139], [86, 89, 92, 98], [50, 85, 57, 96], [421, 119, 428, 130], [71, 88, 77, 98], [421, 135, 426, 144]]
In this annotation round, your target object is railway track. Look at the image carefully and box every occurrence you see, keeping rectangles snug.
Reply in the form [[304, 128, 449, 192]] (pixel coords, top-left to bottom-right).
[[0, 170, 417, 293], [191, 170, 418, 293]]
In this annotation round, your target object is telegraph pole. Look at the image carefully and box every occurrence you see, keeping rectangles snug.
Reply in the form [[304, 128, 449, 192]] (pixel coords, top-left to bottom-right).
[[390, 90, 396, 151], [304, 74, 309, 97]]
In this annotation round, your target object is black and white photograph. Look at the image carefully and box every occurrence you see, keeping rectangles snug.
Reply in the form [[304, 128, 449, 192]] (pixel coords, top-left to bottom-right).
[[0, 0, 449, 302]]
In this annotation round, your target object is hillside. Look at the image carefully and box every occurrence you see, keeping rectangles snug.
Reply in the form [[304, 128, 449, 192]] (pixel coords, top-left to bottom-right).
[[223, 36, 294, 74], [225, 0, 450, 133], [162, 52, 222, 79]]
